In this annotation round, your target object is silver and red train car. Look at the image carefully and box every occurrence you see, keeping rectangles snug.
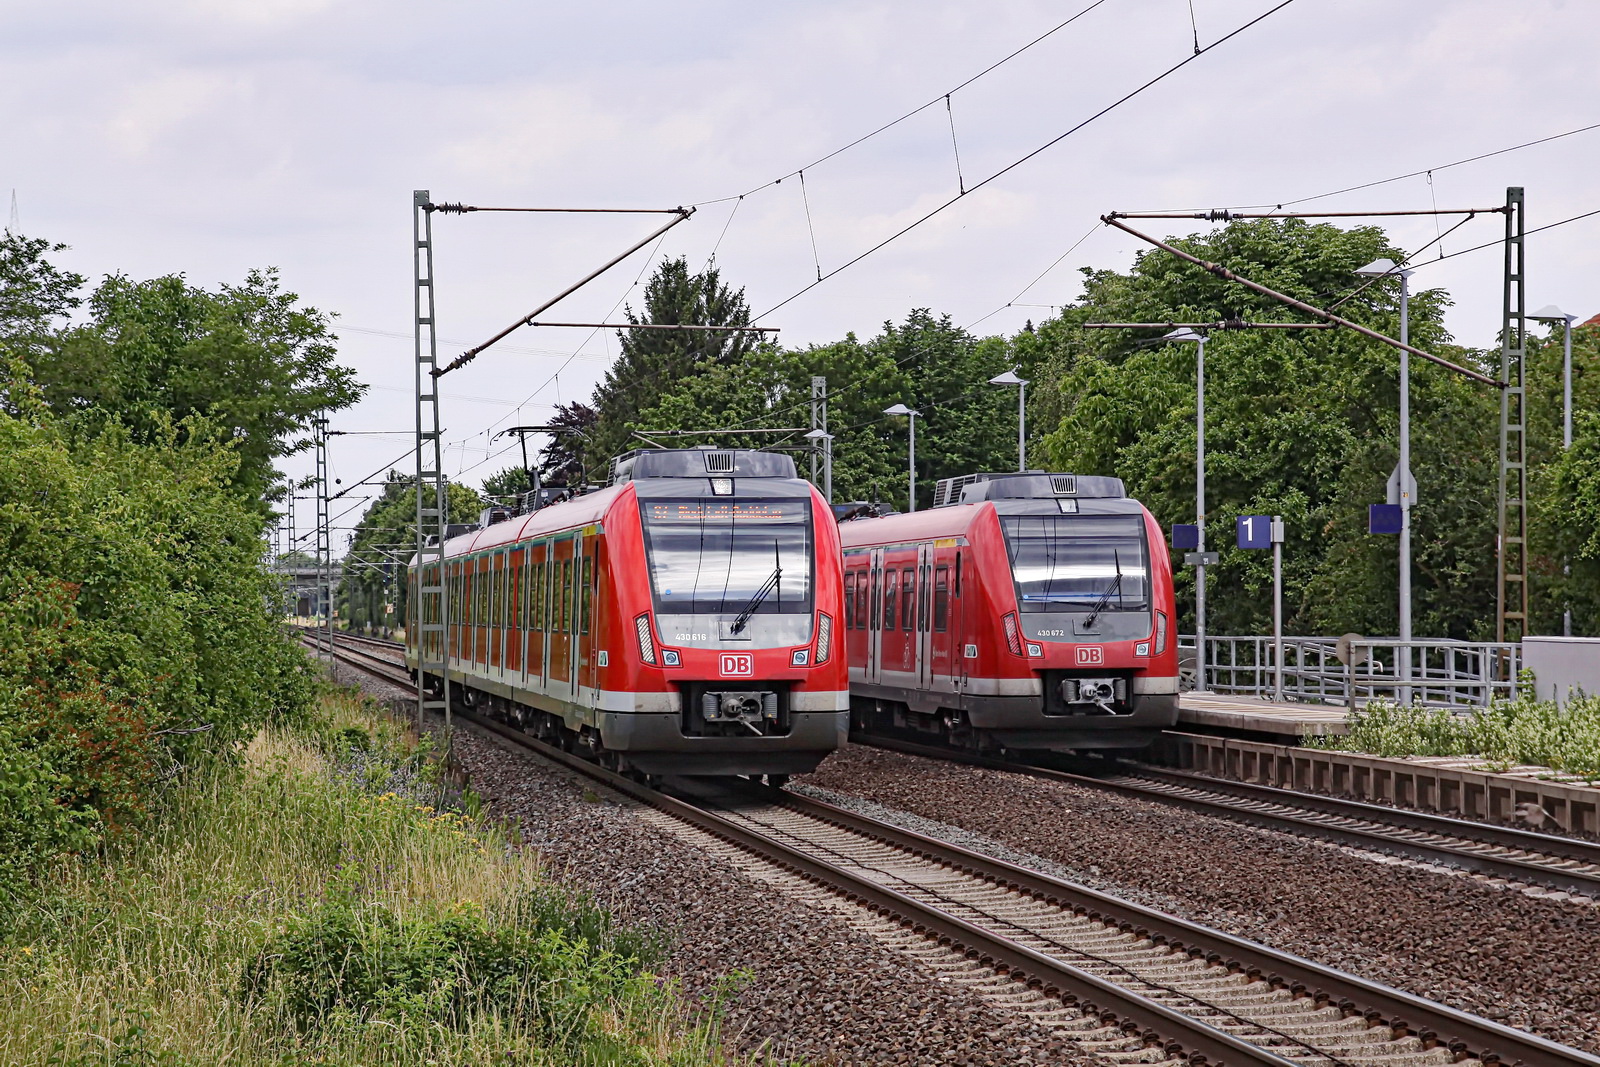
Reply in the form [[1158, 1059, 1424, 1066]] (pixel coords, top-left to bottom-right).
[[839, 472, 1179, 751], [405, 448, 849, 779]]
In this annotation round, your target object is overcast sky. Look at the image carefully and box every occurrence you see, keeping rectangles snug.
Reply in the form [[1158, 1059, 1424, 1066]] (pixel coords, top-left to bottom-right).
[[6, 0, 1597, 548]]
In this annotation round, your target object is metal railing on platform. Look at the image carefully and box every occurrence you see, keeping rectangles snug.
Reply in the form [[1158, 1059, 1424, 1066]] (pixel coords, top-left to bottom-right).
[[1178, 634, 1519, 709]]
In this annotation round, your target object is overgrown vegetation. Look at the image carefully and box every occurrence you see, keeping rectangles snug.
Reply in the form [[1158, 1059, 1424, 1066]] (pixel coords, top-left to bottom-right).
[[1, 230, 357, 910], [1308, 687, 1600, 779], [0, 691, 736, 1065]]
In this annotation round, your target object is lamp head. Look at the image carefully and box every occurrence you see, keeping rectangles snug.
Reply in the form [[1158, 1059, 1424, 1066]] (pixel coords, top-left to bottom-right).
[[803, 428, 832, 440], [1355, 257, 1411, 279], [988, 370, 1027, 386], [1164, 328, 1203, 343], [1529, 304, 1573, 323], [883, 403, 917, 417]]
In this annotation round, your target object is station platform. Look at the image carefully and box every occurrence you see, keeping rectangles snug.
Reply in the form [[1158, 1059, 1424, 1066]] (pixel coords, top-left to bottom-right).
[[1176, 692, 1349, 740]]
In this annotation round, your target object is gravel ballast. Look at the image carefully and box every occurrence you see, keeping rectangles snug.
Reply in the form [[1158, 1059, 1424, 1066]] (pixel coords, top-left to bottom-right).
[[330, 665, 1085, 1065], [798, 742, 1600, 1054]]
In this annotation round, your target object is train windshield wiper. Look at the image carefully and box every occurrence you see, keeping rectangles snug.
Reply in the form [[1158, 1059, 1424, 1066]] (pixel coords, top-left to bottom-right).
[[1080, 550, 1122, 630], [730, 540, 782, 635]]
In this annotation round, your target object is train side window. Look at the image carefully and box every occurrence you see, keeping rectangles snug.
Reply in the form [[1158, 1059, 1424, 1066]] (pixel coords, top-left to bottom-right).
[[883, 575, 898, 631], [933, 566, 949, 632], [900, 568, 914, 631], [580, 557, 593, 635], [844, 573, 856, 629], [855, 573, 867, 629]]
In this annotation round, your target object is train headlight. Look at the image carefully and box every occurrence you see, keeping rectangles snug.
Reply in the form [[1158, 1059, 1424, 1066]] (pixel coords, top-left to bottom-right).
[[635, 614, 658, 665], [814, 613, 832, 664], [791, 649, 810, 667], [1027, 643, 1042, 658], [662, 648, 681, 667], [1002, 613, 1023, 656], [1154, 611, 1169, 655]]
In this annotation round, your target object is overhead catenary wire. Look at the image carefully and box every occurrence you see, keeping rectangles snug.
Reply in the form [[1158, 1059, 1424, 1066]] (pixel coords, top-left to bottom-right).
[[1100, 213, 1503, 387], [965, 221, 1102, 330], [753, 0, 1300, 322], [1403, 205, 1600, 272], [1127, 121, 1600, 215], [692, 0, 1117, 208]]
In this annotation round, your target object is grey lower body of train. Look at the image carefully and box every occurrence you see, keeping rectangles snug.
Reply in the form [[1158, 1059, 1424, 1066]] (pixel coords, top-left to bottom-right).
[[849, 669, 1179, 752], [414, 663, 849, 776]]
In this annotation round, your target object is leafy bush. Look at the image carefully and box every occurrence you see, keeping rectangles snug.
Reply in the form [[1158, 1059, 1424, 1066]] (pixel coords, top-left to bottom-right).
[[1309, 686, 1600, 779], [244, 886, 661, 1048], [0, 364, 317, 909]]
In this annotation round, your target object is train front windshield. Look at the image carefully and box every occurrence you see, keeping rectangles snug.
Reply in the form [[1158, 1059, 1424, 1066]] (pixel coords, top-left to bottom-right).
[[1001, 515, 1150, 614], [640, 499, 814, 616]]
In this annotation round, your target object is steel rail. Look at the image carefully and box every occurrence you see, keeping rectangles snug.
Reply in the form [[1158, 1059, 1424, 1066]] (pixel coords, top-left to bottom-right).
[[858, 734, 1600, 898], [308, 632, 1600, 1066], [1126, 759, 1600, 871], [761, 785, 1600, 1067], [299, 635, 1313, 1064]]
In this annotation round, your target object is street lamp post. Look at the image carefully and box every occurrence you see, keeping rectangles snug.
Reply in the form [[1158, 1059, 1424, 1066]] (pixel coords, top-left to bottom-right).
[[1531, 304, 1577, 635], [1165, 328, 1209, 693], [1357, 259, 1415, 700], [989, 370, 1029, 471], [883, 404, 919, 512]]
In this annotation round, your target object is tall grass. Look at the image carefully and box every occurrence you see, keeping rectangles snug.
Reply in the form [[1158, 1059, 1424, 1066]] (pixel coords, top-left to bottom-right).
[[0, 691, 736, 1066], [1307, 686, 1600, 779]]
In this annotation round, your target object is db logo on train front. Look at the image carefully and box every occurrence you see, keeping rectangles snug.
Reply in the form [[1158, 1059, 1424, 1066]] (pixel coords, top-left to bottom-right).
[[719, 653, 755, 677], [1075, 646, 1104, 666]]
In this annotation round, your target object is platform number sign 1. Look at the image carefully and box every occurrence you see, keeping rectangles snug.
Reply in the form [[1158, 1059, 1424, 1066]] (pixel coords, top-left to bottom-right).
[[1236, 515, 1273, 550]]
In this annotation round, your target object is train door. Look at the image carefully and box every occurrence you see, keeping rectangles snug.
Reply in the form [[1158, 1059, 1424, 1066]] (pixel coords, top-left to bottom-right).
[[488, 551, 503, 673], [576, 530, 598, 696], [945, 549, 965, 692], [507, 547, 524, 677], [473, 556, 486, 662], [915, 544, 933, 689], [548, 538, 573, 692], [865, 548, 884, 685], [930, 556, 953, 692]]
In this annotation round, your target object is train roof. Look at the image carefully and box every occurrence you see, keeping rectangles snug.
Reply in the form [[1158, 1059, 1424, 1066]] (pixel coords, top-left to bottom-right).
[[839, 472, 1149, 549]]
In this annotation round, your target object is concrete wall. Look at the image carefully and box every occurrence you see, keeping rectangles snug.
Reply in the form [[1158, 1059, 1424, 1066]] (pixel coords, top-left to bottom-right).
[[1523, 636, 1600, 705]]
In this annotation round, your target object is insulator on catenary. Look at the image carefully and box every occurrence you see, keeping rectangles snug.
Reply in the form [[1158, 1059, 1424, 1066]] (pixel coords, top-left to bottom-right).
[[430, 201, 477, 214]]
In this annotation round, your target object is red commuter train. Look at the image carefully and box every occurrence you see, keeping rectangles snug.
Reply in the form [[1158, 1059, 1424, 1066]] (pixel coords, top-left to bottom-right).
[[406, 448, 849, 780], [839, 472, 1179, 751]]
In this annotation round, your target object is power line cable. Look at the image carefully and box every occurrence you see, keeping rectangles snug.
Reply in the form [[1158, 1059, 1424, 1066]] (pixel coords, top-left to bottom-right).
[[965, 221, 1101, 330], [693, 0, 1117, 208], [1405, 205, 1600, 272], [753, 0, 1299, 322], [1131, 121, 1600, 214]]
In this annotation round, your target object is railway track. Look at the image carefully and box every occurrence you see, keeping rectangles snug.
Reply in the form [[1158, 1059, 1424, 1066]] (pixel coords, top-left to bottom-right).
[[304, 630, 1599, 1067], [857, 734, 1600, 900]]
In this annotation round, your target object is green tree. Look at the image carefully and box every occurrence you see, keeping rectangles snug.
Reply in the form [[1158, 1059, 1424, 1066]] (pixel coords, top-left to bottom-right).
[[586, 258, 754, 471], [0, 233, 85, 356], [1034, 218, 1502, 639], [1527, 321, 1600, 634], [337, 474, 482, 633], [25, 267, 364, 509]]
